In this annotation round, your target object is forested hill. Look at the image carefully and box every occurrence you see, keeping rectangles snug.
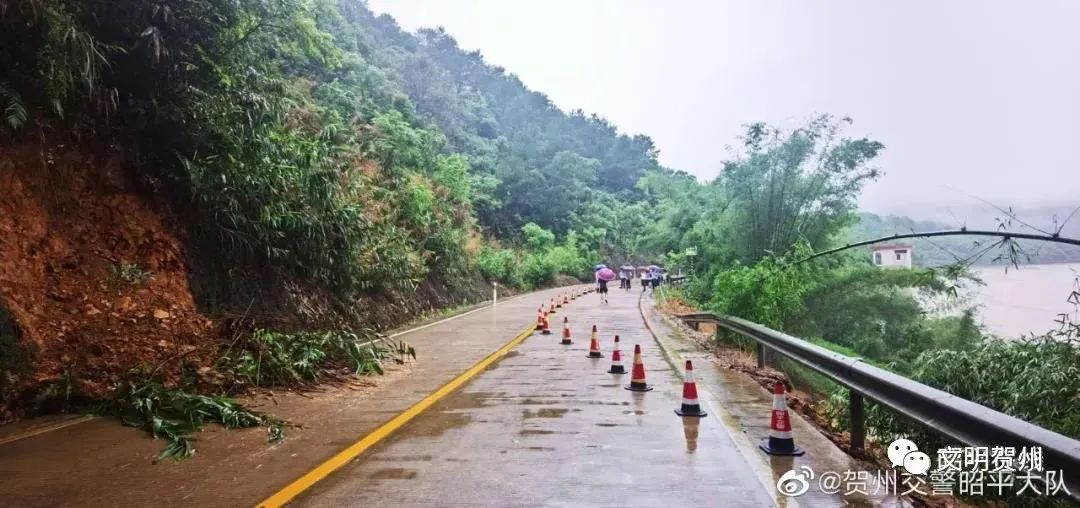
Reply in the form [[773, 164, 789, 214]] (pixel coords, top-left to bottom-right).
[[323, 5, 663, 239]]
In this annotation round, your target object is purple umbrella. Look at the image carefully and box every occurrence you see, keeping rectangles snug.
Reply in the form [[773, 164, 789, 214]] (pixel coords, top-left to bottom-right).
[[596, 267, 617, 281]]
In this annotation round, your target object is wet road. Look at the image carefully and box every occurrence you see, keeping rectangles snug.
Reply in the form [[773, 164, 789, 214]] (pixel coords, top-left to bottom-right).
[[296, 289, 776, 507]]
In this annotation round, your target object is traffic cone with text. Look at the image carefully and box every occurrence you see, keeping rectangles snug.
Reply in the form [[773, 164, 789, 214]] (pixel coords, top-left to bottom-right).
[[674, 360, 707, 417], [607, 335, 625, 374], [758, 382, 804, 456], [624, 344, 653, 391], [560, 317, 573, 345], [540, 313, 551, 335], [587, 325, 603, 358]]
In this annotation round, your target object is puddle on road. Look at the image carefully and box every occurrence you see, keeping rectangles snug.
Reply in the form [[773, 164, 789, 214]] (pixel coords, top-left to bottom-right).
[[372, 455, 433, 462], [403, 411, 472, 438], [519, 429, 556, 436], [369, 468, 418, 480], [594, 423, 623, 427], [522, 408, 569, 419], [519, 398, 558, 405], [524, 446, 555, 451]]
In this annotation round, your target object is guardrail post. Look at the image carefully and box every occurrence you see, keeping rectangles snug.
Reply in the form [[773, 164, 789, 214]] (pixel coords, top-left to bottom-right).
[[756, 343, 765, 368], [849, 391, 865, 453]]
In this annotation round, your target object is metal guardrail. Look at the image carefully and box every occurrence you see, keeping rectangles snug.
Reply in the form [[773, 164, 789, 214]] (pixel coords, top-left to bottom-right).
[[677, 312, 1080, 499]]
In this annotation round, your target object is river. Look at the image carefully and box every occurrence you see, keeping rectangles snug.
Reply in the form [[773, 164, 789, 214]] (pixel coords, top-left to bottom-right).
[[972, 263, 1080, 338]]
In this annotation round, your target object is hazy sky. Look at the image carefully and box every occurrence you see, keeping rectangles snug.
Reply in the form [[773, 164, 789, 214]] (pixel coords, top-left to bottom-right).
[[368, 1, 1080, 217]]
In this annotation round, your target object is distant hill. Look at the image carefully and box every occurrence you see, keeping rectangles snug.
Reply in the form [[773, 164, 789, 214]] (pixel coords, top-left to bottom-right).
[[848, 212, 1080, 267]]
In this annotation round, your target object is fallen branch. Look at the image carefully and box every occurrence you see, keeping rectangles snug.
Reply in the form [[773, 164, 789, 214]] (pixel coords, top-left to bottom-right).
[[790, 230, 1080, 266]]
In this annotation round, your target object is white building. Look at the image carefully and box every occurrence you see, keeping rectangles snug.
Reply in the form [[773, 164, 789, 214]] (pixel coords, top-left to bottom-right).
[[871, 244, 913, 268]]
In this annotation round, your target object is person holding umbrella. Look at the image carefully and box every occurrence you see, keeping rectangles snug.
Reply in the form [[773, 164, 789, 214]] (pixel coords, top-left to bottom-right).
[[595, 266, 616, 304], [640, 266, 652, 293], [619, 264, 635, 291], [649, 265, 663, 291]]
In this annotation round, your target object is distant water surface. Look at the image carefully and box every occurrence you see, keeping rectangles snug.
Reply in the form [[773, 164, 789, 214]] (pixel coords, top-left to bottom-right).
[[972, 263, 1080, 338]]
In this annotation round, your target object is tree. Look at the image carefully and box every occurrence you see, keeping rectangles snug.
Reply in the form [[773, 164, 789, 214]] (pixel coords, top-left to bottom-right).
[[718, 115, 884, 263]]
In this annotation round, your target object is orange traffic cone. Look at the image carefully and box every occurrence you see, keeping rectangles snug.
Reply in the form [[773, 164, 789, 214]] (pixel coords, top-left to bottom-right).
[[563, 294, 570, 305], [535, 307, 545, 331], [549, 299, 557, 313], [560, 317, 573, 345], [540, 314, 551, 335], [624, 344, 653, 391], [607, 335, 625, 374], [587, 325, 603, 358], [759, 382, 804, 456], [675, 360, 707, 417]]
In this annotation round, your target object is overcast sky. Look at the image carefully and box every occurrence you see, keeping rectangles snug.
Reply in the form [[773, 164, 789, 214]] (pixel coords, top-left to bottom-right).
[[367, 0, 1080, 217]]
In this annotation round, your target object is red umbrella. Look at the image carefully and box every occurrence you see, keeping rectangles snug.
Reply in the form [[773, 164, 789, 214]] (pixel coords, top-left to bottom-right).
[[597, 267, 617, 281]]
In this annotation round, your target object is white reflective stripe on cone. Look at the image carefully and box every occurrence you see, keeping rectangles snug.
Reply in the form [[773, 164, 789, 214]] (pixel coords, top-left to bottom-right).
[[681, 398, 699, 406], [770, 430, 793, 440]]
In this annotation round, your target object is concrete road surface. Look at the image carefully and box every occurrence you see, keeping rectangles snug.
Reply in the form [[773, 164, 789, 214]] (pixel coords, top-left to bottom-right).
[[295, 288, 778, 507]]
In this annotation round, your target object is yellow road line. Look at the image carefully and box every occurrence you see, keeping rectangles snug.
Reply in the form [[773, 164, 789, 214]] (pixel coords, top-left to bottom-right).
[[255, 323, 537, 508]]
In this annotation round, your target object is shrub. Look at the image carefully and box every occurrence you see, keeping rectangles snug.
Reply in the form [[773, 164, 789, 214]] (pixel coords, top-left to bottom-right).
[[476, 247, 517, 283]]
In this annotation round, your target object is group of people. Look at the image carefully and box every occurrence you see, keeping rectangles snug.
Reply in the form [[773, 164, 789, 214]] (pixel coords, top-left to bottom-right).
[[595, 264, 663, 304]]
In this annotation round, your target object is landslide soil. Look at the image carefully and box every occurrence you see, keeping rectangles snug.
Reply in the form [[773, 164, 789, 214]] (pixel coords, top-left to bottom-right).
[[0, 144, 217, 421]]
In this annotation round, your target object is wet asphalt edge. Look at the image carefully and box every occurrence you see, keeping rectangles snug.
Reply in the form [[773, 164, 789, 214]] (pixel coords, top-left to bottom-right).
[[637, 290, 788, 507]]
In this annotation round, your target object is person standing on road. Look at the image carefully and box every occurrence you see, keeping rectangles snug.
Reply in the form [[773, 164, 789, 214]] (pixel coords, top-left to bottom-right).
[[594, 267, 610, 304], [640, 269, 652, 293]]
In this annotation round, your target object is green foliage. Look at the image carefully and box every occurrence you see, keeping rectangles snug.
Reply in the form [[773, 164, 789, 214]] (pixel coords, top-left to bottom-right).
[[107, 262, 153, 287], [520, 252, 555, 289], [0, 82, 27, 130], [869, 336, 1080, 449], [706, 247, 816, 329], [718, 116, 883, 263], [112, 382, 282, 461], [220, 328, 414, 386], [521, 222, 556, 251], [475, 247, 519, 285]]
